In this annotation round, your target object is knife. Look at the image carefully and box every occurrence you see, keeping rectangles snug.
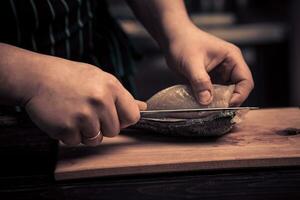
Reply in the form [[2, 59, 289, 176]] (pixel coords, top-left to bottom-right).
[[140, 107, 258, 117]]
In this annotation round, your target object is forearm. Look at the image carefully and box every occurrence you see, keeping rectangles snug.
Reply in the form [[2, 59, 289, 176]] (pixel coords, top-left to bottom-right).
[[127, 0, 194, 50], [0, 43, 44, 106]]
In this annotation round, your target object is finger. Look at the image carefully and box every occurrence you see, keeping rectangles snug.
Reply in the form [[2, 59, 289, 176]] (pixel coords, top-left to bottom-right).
[[230, 79, 254, 106], [115, 90, 141, 128], [183, 60, 214, 105], [75, 108, 102, 146], [82, 130, 103, 146], [56, 127, 81, 146], [76, 110, 103, 146], [98, 97, 120, 137], [135, 100, 147, 111], [228, 53, 254, 106]]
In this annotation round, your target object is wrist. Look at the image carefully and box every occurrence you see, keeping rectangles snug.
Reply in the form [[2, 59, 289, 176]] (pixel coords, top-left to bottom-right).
[[0, 44, 45, 106], [158, 19, 198, 53], [159, 21, 201, 54]]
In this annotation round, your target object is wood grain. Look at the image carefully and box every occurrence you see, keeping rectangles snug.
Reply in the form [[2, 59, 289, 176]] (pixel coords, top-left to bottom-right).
[[55, 108, 300, 180]]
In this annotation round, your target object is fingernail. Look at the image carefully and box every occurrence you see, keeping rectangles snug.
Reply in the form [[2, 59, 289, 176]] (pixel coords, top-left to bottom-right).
[[198, 90, 212, 105]]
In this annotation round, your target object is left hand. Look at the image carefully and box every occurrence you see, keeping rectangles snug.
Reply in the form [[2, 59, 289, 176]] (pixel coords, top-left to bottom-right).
[[164, 25, 254, 106]]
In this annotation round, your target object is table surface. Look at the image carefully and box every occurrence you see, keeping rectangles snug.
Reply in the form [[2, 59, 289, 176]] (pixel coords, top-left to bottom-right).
[[55, 108, 300, 180]]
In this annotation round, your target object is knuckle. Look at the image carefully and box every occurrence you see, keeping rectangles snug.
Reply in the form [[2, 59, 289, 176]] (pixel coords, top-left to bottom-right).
[[105, 74, 120, 90], [51, 122, 77, 139], [61, 125, 77, 137], [75, 107, 92, 123], [83, 63, 102, 73], [88, 90, 107, 107], [229, 44, 242, 55]]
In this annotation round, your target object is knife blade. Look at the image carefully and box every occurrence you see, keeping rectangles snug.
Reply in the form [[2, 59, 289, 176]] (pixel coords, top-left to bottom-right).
[[140, 107, 258, 117]]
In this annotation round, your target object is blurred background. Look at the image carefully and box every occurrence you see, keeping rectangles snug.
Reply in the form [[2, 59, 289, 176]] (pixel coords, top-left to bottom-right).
[[108, 0, 300, 107]]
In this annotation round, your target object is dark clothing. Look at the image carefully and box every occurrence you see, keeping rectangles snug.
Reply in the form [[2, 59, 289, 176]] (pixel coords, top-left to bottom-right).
[[0, 0, 138, 114], [0, 0, 137, 90]]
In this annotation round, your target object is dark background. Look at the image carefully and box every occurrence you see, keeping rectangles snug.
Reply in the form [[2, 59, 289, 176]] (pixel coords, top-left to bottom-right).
[[108, 0, 300, 108]]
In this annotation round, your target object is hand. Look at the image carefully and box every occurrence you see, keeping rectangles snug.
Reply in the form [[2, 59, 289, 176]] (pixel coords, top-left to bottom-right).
[[13, 53, 146, 146], [164, 25, 254, 106]]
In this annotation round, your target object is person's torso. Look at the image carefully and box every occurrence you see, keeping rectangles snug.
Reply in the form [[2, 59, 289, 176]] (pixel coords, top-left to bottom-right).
[[0, 0, 138, 109], [0, 0, 97, 60]]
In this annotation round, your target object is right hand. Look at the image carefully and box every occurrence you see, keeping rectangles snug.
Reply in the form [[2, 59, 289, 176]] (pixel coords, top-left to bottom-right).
[[19, 53, 146, 146]]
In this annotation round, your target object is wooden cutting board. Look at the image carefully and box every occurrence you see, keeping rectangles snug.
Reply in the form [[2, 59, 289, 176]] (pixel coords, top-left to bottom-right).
[[55, 108, 300, 180]]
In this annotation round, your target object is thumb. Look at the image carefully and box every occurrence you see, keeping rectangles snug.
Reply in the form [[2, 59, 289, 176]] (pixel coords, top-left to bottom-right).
[[186, 66, 213, 105], [135, 100, 147, 111]]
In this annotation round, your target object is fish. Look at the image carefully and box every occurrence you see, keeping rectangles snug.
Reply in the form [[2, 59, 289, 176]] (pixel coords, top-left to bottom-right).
[[133, 84, 244, 137]]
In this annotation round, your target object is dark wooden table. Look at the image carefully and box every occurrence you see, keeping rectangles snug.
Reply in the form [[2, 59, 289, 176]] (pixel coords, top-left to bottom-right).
[[1, 110, 300, 200]]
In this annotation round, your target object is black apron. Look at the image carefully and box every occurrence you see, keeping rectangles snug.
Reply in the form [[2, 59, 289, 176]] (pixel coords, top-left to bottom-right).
[[0, 0, 138, 114]]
